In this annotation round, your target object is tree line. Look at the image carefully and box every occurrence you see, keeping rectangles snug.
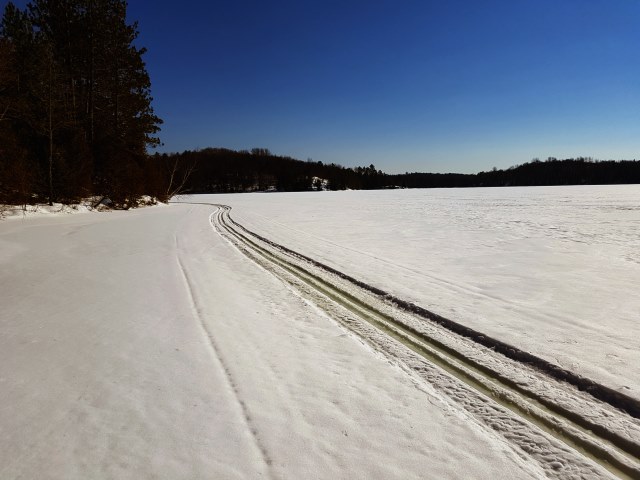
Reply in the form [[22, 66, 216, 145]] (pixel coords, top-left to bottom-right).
[[159, 152, 640, 193], [2, 2, 639, 206], [0, 0, 163, 207], [155, 148, 387, 193], [387, 157, 640, 189]]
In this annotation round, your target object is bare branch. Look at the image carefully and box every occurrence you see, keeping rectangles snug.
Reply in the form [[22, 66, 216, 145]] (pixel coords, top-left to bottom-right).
[[166, 157, 197, 198], [0, 103, 9, 122]]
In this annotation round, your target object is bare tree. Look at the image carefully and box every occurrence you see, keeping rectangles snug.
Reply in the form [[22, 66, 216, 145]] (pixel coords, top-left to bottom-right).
[[165, 155, 197, 199]]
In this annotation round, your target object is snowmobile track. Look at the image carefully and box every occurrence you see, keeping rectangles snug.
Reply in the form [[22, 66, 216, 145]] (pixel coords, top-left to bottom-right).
[[207, 203, 640, 480]]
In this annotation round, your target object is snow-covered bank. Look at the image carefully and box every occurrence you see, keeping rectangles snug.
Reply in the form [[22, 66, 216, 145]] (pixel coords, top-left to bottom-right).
[[0, 202, 95, 220], [198, 185, 640, 400], [0, 203, 544, 479], [0, 196, 163, 221]]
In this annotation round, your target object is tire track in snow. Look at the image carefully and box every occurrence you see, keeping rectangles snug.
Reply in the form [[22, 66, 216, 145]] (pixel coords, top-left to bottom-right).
[[174, 234, 274, 478], [221, 206, 640, 420], [207, 204, 640, 480]]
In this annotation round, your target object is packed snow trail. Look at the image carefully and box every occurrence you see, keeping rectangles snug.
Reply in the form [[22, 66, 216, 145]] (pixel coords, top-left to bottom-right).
[[1, 203, 547, 479], [219, 186, 640, 401], [212, 203, 640, 479]]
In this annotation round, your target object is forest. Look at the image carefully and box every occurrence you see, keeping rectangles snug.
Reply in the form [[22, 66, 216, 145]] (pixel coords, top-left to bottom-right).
[[160, 151, 640, 193], [0, 0, 163, 207], [387, 157, 640, 189], [1, 1, 639, 207]]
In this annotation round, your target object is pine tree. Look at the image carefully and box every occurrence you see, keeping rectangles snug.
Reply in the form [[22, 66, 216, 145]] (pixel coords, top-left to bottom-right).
[[0, 0, 163, 206], [0, 3, 42, 205]]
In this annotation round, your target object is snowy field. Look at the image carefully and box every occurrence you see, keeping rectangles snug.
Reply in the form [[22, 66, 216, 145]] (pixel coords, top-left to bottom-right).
[[0, 201, 546, 479], [211, 185, 640, 400], [1, 185, 639, 479]]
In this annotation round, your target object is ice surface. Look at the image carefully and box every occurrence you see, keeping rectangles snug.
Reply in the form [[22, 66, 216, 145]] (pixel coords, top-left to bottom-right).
[[205, 185, 640, 400], [0, 203, 544, 479]]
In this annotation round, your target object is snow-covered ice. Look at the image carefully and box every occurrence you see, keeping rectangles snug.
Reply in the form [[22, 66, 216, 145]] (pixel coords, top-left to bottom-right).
[[206, 185, 640, 401], [0, 202, 547, 479]]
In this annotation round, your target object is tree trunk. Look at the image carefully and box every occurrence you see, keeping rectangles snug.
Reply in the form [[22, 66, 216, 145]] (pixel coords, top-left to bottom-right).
[[48, 54, 54, 206]]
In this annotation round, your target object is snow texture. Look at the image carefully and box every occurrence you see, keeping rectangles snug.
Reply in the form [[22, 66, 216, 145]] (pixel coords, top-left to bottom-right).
[[1, 202, 546, 479], [206, 185, 640, 401]]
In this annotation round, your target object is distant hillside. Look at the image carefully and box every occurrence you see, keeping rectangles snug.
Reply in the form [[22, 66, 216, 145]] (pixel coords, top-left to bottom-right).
[[389, 158, 640, 189], [158, 148, 386, 193], [161, 150, 640, 194]]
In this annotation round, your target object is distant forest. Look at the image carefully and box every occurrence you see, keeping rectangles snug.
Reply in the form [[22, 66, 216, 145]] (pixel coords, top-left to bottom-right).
[[1, 2, 639, 207], [161, 150, 640, 193], [387, 157, 640, 189]]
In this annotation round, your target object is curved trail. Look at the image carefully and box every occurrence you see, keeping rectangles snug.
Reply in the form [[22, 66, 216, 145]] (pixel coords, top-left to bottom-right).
[[209, 203, 640, 480]]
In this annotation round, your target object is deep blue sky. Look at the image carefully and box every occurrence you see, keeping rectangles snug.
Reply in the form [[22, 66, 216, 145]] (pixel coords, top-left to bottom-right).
[[6, 0, 640, 173]]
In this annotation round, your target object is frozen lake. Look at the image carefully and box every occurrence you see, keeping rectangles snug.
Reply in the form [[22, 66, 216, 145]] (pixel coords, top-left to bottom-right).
[[204, 184, 640, 399], [3, 187, 637, 478]]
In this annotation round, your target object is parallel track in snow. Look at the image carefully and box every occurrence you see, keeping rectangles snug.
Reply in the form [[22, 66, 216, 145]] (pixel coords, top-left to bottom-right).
[[209, 203, 640, 480]]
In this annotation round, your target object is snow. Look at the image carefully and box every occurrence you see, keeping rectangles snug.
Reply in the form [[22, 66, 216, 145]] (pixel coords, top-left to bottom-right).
[[202, 185, 640, 401], [0, 197, 162, 221], [0, 202, 547, 479], [0, 202, 94, 220]]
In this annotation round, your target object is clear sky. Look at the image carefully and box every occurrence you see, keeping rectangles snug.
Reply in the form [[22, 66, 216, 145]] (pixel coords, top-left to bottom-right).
[[6, 0, 640, 173]]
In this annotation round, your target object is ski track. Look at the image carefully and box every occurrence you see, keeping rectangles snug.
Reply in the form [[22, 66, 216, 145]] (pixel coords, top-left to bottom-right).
[[207, 203, 640, 480], [175, 234, 274, 478], [4, 199, 636, 478]]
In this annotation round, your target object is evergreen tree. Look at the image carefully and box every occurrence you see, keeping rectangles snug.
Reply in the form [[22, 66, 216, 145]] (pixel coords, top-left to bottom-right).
[[0, 0, 163, 206]]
